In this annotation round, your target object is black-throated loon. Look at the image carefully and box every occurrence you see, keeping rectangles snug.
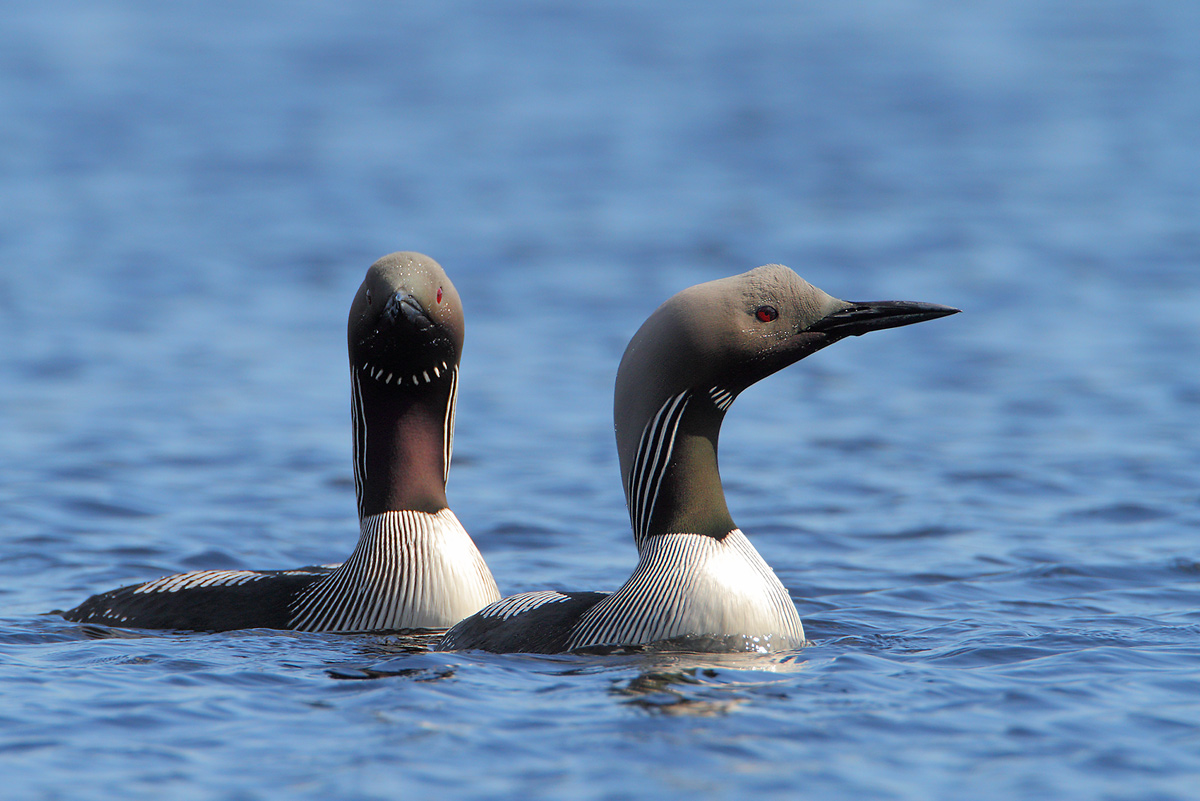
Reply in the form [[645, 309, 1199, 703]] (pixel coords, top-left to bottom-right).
[[63, 252, 500, 632], [438, 264, 957, 653]]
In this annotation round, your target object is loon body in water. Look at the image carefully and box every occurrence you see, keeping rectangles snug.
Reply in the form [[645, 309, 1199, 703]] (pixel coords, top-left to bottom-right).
[[63, 252, 500, 632], [439, 264, 957, 653]]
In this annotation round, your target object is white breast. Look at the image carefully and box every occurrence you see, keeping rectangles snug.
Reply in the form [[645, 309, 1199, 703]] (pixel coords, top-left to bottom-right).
[[288, 508, 500, 632], [566, 529, 805, 651]]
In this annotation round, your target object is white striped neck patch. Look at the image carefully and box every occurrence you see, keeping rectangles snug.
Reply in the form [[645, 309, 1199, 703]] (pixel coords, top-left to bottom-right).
[[626, 391, 692, 548], [708, 385, 736, 411]]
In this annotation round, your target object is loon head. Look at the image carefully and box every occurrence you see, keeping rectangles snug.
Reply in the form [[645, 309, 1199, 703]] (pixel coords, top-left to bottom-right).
[[348, 252, 466, 517], [348, 251, 464, 389], [614, 264, 958, 540]]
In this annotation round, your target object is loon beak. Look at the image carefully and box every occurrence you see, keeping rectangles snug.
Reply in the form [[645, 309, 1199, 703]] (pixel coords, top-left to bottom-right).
[[806, 300, 960, 338], [385, 290, 435, 333]]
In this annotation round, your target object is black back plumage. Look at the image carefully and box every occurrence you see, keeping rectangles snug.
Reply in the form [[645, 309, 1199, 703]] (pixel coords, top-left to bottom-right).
[[63, 568, 331, 631], [437, 591, 609, 654]]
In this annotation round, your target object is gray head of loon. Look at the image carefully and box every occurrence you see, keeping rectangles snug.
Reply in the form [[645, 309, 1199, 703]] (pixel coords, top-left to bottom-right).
[[348, 251, 464, 387], [614, 263, 959, 542], [347, 252, 466, 518]]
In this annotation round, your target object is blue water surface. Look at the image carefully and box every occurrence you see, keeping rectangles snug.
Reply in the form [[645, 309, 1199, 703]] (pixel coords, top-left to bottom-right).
[[3, 2, 1200, 799]]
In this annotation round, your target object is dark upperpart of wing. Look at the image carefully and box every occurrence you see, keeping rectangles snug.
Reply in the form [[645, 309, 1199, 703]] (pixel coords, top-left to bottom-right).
[[60, 567, 333, 632], [437, 591, 609, 654]]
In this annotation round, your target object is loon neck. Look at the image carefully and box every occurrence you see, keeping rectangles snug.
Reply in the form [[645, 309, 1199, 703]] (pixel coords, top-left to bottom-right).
[[351, 363, 458, 518], [622, 389, 736, 547]]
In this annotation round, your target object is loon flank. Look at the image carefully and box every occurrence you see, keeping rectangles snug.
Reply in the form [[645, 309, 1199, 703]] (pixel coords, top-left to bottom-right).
[[63, 252, 500, 632], [438, 264, 957, 653]]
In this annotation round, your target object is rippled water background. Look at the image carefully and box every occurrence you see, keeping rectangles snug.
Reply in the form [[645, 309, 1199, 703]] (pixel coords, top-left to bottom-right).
[[3, 2, 1200, 798]]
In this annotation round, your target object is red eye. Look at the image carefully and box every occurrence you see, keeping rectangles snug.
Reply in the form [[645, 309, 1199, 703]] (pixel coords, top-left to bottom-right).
[[755, 305, 778, 323], [436, 287, 443, 304]]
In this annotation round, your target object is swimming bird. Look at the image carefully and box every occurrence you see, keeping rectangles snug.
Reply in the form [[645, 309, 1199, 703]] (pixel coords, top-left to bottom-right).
[[63, 252, 500, 632], [438, 264, 957, 653]]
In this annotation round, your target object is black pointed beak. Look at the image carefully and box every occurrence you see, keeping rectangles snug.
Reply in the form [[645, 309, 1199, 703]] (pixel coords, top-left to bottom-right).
[[806, 300, 960, 338], [385, 290, 435, 332]]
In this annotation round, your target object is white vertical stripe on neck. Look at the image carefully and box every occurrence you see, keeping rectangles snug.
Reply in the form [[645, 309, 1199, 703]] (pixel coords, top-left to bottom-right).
[[351, 369, 367, 518], [443, 366, 458, 486], [627, 391, 691, 547]]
